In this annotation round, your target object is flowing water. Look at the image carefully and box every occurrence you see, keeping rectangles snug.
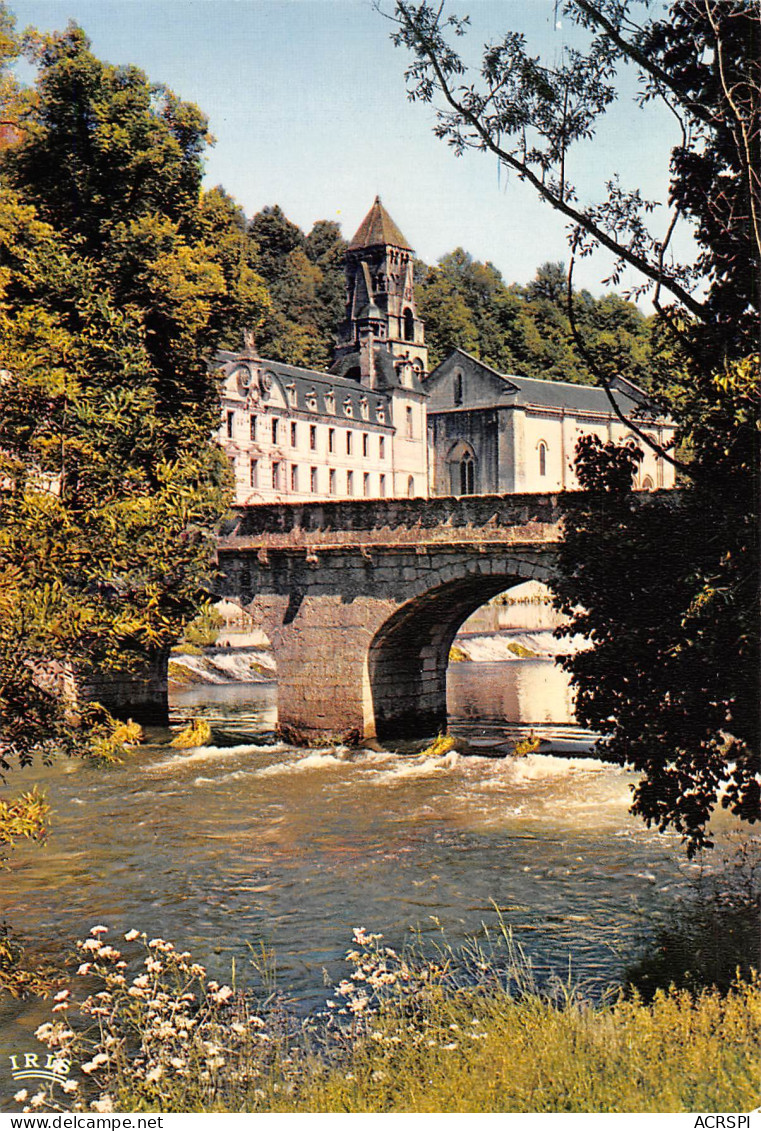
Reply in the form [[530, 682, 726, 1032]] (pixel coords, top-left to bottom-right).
[[0, 659, 743, 1095]]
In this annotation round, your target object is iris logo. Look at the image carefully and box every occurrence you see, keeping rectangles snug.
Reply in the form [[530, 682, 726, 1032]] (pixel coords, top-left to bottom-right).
[[8, 1051, 72, 1087]]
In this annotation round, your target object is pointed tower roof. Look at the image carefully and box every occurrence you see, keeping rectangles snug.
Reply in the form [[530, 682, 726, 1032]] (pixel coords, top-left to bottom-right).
[[349, 196, 413, 251]]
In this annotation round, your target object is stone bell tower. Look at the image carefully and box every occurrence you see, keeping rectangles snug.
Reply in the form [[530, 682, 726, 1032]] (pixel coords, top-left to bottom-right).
[[332, 196, 428, 387]]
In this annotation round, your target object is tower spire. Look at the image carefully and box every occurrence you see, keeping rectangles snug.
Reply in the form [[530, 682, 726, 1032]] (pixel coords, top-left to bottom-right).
[[333, 198, 427, 387]]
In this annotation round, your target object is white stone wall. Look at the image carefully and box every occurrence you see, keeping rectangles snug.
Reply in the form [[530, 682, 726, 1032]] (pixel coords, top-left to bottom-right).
[[219, 366, 426, 503]]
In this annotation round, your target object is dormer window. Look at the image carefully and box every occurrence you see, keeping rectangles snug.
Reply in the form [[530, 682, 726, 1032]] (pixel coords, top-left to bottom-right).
[[343, 397, 354, 418], [286, 382, 297, 407], [325, 391, 335, 414], [306, 387, 318, 412], [360, 397, 369, 420], [376, 406, 386, 425]]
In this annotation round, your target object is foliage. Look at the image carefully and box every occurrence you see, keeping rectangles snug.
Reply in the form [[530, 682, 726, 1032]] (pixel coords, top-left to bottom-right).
[[248, 205, 347, 369], [626, 838, 761, 998], [183, 603, 224, 648], [418, 252, 651, 384], [22, 924, 761, 1113], [170, 718, 212, 749], [554, 433, 758, 852], [0, 11, 268, 854], [390, 0, 760, 850]]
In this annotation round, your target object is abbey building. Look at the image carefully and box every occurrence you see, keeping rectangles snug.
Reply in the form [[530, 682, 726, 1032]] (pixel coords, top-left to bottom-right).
[[218, 197, 675, 502]]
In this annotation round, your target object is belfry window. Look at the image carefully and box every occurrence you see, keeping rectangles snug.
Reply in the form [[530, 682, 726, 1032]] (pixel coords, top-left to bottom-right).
[[460, 453, 475, 495], [403, 307, 415, 341]]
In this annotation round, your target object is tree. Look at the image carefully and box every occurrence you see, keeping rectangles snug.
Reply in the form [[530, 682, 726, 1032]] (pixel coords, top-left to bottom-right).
[[248, 206, 347, 368], [391, 0, 760, 852], [0, 11, 268, 915]]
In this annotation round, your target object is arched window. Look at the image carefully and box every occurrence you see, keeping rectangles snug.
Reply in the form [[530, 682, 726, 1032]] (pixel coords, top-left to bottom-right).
[[460, 452, 475, 495], [453, 371, 463, 406], [642, 475, 654, 491], [403, 308, 415, 342], [407, 475, 415, 498], [538, 441, 547, 477]]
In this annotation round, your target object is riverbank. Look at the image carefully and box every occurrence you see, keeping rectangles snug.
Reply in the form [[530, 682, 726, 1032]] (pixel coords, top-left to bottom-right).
[[21, 925, 761, 1114]]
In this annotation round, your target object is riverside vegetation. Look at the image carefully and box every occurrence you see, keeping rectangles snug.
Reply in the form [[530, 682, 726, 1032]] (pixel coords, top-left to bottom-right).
[[14, 848, 761, 1115]]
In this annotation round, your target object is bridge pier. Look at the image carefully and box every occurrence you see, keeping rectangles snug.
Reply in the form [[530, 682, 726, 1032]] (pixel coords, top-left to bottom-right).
[[216, 495, 562, 744]]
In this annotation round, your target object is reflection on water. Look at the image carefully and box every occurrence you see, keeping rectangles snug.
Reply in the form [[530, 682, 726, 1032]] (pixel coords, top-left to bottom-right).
[[448, 659, 575, 728], [0, 660, 737, 1094]]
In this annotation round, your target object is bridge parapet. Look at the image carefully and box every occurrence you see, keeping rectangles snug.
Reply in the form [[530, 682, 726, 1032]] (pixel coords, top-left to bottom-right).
[[217, 492, 564, 552]]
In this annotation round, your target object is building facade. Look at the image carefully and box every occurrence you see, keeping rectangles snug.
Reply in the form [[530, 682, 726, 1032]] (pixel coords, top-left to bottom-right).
[[426, 349, 676, 495], [218, 199, 675, 502], [218, 197, 428, 503]]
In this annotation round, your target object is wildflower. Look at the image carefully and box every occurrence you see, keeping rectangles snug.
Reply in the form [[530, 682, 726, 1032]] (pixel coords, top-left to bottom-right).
[[190, 963, 206, 977], [231, 1022, 247, 1036], [145, 1066, 163, 1085], [77, 963, 92, 976], [90, 1096, 114, 1113], [211, 984, 234, 1004], [207, 1057, 225, 1070], [371, 1070, 386, 1082], [124, 929, 140, 941], [53, 988, 71, 1002], [13, 1090, 28, 1103], [52, 1002, 70, 1013], [441, 1042, 459, 1050], [90, 925, 109, 937], [79, 938, 100, 952], [250, 1016, 266, 1029], [61, 1080, 79, 1095], [30, 1091, 46, 1108], [132, 974, 151, 988], [170, 1057, 186, 1071], [145, 958, 163, 974], [96, 946, 121, 961]]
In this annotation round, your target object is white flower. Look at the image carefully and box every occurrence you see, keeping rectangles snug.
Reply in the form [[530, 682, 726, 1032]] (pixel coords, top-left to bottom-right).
[[14, 1090, 28, 1103], [210, 984, 233, 1004], [90, 1096, 114, 1113], [90, 925, 109, 937], [30, 1091, 46, 1108], [124, 929, 140, 941], [53, 988, 71, 1001], [145, 1065, 163, 1084], [77, 963, 93, 976], [61, 1079, 79, 1094]]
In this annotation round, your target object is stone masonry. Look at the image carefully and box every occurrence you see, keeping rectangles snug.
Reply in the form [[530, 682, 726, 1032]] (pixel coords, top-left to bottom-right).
[[215, 494, 562, 741]]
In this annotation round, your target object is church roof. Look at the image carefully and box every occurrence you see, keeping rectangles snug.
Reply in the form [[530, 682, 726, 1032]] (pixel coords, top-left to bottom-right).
[[427, 349, 670, 421], [349, 196, 413, 251]]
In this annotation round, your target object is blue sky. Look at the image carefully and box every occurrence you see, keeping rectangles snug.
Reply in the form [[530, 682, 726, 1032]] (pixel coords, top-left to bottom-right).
[[9, 0, 691, 302]]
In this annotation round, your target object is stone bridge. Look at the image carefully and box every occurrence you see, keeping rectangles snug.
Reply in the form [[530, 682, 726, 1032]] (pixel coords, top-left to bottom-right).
[[215, 494, 563, 742]]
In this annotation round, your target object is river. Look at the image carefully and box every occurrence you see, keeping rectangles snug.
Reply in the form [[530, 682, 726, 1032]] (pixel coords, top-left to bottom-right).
[[0, 659, 742, 1096]]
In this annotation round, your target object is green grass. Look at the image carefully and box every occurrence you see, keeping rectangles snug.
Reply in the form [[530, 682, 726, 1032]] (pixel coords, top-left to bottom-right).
[[24, 922, 761, 1116], [260, 980, 761, 1113]]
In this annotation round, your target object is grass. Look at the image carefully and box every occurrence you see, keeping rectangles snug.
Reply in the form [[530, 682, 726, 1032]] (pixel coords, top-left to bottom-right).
[[262, 980, 761, 1113], [22, 917, 761, 1115]]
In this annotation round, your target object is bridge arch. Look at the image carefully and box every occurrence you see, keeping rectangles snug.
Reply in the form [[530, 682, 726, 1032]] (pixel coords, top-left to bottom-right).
[[366, 556, 554, 740]]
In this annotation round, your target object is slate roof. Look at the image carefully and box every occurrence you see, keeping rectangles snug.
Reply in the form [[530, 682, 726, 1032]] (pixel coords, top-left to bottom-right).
[[428, 349, 667, 420], [215, 350, 392, 425], [348, 196, 413, 251]]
